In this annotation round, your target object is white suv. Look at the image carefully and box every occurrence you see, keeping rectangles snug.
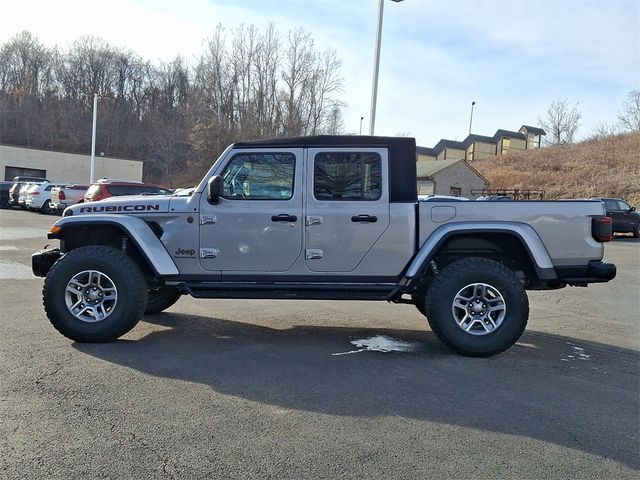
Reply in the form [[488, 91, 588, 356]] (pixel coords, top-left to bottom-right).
[[25, 182, 68, 214]]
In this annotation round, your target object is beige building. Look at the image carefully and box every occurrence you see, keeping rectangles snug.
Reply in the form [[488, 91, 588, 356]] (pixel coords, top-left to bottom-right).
[[0, 145, 143, 183], [416, 158, 488, 198], [417, 125, 546, 163]]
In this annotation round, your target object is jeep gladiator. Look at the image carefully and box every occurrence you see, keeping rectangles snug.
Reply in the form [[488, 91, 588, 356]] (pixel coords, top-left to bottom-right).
[[32, 136, 616, 356]]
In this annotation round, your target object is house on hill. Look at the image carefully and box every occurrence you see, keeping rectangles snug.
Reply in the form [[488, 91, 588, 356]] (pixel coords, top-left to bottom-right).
[[416, 158, 488, 198], [417, 124, 546, 163]]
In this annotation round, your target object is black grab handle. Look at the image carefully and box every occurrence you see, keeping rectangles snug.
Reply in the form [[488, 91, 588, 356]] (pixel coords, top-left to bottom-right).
[[271, 214, 297, 222], [351, 214, 378, 223]]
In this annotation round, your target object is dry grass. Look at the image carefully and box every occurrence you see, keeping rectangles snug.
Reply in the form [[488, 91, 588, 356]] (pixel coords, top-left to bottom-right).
[[473, 132, 640, 206]]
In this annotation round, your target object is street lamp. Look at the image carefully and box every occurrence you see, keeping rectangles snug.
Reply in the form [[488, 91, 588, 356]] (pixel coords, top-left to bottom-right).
[[360, 116, 364, 135], [468, 101, 476, 135], [369, 0, 404, 136], [90, 93, 98, 183]]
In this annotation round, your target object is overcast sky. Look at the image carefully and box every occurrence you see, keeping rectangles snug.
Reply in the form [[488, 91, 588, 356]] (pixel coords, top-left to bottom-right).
[[1, 0, 638, 147]]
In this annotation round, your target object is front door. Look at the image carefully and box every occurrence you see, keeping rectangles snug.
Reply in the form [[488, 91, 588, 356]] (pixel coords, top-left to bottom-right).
[[199, 149, 303, 272], [304, 148, 390, 272]]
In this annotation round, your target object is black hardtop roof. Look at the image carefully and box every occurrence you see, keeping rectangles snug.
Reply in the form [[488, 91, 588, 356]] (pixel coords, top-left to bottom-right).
[[233, 135, 416, 150], [233, 135, 417, 202]]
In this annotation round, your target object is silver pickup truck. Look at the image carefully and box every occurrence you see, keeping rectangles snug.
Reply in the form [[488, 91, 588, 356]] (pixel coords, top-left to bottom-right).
[[32, 136, 616, 356]]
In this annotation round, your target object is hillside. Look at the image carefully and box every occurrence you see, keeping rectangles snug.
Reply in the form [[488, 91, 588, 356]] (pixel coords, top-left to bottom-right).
[[473, 132, 640, 206]]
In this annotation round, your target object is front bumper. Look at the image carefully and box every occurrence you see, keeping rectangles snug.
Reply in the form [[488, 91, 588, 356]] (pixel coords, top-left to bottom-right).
[[32, 248, 62, 277], [556, 260, 617, 286]]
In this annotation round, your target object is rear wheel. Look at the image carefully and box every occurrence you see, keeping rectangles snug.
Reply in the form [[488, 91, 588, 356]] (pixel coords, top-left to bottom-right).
[[145, 286, 182, 314], [43, 245, 148, 342], [426, 257, 529, 357], [40, 199, 55, 215]]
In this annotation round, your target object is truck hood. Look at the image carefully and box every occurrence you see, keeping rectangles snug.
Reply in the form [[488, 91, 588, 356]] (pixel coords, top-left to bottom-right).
[[66, 195, 173, 216]]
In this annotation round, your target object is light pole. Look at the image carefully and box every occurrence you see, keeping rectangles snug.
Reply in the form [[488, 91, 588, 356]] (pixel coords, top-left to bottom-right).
[[369, 0, 404, 136], [468, 101, 476, 135], [90, 93, 98, 183], [360, 116, 364, 135]]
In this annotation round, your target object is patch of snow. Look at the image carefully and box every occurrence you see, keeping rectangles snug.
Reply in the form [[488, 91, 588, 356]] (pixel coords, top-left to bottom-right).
[[0, 227, 46, 240], [562, 343, 591, 363], [332, 335, 419, 356], [0, 260, 38, 280]]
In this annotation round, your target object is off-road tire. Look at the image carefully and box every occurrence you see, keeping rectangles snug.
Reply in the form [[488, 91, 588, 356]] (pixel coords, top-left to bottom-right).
[[145, 286, 182, 314], [425, 257, 529, 357], [411, 294, 427, 317], [43, 245, 148, 342]]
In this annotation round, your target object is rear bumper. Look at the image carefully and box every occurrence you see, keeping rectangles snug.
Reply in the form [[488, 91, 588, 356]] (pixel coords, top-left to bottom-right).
[[32, 248, 62, 277], [556, 261, 617, 286]]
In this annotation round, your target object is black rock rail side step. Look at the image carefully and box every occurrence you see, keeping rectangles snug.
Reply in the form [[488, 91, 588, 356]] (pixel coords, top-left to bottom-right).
[[184, 282, 402, 301]]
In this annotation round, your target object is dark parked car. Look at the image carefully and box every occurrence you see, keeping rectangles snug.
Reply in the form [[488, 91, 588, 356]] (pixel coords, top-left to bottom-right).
[[0, 181, 13, 208], [597, 198, 640, 237]]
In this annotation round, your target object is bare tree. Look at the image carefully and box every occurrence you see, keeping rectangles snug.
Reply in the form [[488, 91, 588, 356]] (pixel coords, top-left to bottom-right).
[[538, 99, 582, 145], [0, 27, 346, 183], [588, 121, 619, 141], [618, 90, 640, 132]]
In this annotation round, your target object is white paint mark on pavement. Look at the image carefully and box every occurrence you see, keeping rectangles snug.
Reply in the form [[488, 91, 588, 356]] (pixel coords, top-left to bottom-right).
[[332, 335, 419, 356], [0, 245, 19, 251]]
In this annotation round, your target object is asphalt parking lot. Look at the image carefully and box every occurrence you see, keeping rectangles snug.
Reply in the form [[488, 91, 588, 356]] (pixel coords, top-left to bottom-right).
[[1, 208, 638, 479]]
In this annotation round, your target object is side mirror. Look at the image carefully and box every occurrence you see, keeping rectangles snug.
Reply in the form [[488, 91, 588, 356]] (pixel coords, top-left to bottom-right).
[[631, 206, 636, 212], [207, 175, 223, 204]]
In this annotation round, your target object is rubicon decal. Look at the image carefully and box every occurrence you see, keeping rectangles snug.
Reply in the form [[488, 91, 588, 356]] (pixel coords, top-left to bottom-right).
[[79, 204, 160, 213]]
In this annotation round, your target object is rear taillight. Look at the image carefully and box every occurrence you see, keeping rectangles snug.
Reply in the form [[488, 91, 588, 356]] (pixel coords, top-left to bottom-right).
[[592, 216, 612, 242], [58, 191, 66, 200]]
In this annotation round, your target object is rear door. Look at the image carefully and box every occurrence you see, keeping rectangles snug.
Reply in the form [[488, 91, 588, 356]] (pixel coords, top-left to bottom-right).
[[304, 148, 390, 272]]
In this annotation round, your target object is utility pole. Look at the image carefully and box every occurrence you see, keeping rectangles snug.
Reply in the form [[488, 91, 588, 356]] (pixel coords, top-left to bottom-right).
[[369, 0, 404, 136], [90, 93, 98, 183]]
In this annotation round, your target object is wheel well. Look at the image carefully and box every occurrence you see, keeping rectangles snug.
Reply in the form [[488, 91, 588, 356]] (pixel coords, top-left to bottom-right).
[[58, 225, 157, 280], [416, 232, 541, 291]]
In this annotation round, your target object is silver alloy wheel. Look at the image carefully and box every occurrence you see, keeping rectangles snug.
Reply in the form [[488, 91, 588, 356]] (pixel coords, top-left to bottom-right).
[[451, 283, 506, 336], [64, 270, 118, 323]]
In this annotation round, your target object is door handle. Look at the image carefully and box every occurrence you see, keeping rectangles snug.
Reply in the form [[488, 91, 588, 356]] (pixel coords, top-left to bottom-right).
[[351, 214, 378, 223], [271, 214, 297, 222]]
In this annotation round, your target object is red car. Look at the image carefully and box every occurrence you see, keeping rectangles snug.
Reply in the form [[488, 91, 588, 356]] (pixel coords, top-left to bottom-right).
[[84, 179, 172, 202]]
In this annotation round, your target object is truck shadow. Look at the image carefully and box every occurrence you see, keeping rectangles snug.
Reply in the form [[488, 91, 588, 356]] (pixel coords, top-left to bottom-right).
[[74, 312, 639, 469]]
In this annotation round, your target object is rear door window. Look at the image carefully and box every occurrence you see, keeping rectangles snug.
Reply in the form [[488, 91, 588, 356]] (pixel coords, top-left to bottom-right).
[[313, 152, 382, 201]]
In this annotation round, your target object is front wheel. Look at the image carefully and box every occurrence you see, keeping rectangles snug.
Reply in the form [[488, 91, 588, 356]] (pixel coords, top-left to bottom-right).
[[426, 257, 529, 357], [634, 224, 640, 238], [43, 245, 148, 342]]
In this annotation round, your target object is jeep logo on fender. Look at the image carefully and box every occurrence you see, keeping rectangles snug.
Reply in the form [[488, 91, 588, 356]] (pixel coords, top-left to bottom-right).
[[174, 248, 196, 258], [79, 204, 160, 213]]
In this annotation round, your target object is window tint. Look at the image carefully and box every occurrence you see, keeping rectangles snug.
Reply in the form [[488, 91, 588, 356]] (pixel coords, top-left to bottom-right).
[[617, 200, 631, 211], [603, 199, 619, 210], [314, 152, 381, 200], [222, 153, 295, 200], [107, 185, 131, 196]]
